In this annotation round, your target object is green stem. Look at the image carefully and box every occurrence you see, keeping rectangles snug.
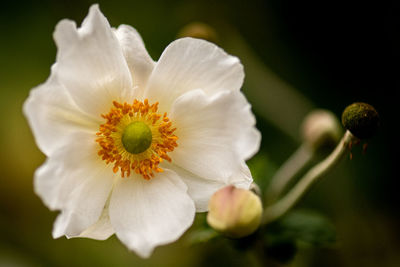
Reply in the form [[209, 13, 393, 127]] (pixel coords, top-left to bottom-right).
[[262, 130, 356, 224], [265, 144, 313, 205]]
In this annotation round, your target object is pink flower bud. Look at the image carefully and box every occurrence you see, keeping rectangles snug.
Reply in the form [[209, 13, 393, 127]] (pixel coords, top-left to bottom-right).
[[207, 185, 262, 238]]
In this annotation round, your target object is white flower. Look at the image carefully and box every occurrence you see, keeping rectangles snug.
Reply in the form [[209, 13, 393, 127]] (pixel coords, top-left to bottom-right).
[[23, 4, 261, 258]]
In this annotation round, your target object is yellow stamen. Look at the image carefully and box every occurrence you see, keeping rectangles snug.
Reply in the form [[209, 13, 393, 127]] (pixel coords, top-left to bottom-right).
[[96, 99, 178, 179]]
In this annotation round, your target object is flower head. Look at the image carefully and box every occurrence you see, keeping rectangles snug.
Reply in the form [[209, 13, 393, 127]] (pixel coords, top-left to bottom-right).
[[24, 5, 260, 257]]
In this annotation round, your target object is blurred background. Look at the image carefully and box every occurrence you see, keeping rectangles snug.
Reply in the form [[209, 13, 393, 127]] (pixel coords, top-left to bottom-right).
[[0, 0, 397, 266]]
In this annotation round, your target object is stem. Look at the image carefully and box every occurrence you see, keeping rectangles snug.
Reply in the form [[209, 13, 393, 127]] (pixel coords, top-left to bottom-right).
[[262, 130, 356, 224], [265, 144, 314, 205]]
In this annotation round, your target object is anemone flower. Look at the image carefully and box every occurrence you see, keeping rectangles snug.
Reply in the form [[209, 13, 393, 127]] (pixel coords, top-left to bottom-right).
[[24, 4, 260, 257]]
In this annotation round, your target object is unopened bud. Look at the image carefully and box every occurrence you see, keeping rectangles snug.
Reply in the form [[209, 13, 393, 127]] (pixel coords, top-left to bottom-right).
[[342, 102, 380, 139], [177, 22, 218, 43], [207, 185, 262, 238], [301, 109, 342, 152]]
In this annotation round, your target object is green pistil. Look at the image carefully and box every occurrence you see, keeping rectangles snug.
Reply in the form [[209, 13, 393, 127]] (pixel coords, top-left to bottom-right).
[[122, 121, 152, 154]]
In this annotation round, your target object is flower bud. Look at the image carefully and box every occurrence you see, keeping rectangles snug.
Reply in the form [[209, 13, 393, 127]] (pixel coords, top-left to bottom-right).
[[301, 109, 342, 152], [207, 185, 262, 238], [342, 102, 380, 139], [177, 22, 218, 43]]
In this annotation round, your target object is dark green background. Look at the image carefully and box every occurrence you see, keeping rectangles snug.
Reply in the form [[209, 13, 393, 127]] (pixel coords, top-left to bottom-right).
[[0, 0, 397, 266]]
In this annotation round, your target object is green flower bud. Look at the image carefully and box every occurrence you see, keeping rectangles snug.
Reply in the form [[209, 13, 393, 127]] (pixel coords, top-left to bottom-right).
[[207, 185, 262, 238], [301, 109, 342, 152], [342, 102, 380, 139]]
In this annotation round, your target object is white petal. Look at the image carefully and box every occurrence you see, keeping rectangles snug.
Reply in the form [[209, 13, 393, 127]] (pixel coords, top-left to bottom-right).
[[34, 131, 114, 238], [79, 201, 114, 240], [114, 25, 155, 95], [52, 4, 134, 117], [168, 163, 253, 212], [237, 127, 262, 160], [34, 157, 64, 211], [230, 93, 262, 160], [231, 162, 254, 189], [109, 170, 195, 258], [169, 89, 260, 181], [144, 37, 244, 112], [23, 69, 100, 156], [52, 171, 112, 239]]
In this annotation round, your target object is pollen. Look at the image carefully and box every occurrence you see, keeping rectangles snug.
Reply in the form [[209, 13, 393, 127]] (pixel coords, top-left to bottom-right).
[[96, 99, 178, 179]]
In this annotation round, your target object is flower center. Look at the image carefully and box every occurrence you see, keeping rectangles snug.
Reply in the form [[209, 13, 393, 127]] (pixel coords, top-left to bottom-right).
[[122, 121, 152, 154], [96, 99, 178, 179]]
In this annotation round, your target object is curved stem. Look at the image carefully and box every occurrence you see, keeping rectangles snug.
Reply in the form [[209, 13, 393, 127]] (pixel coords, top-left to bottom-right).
[[262, 130, 356, 224], [265, 144, 313, 205]]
